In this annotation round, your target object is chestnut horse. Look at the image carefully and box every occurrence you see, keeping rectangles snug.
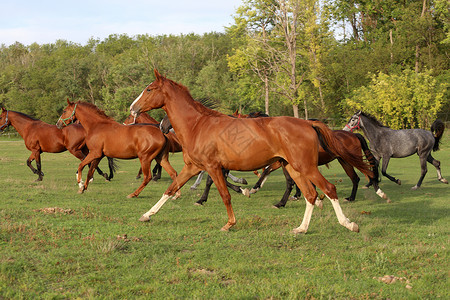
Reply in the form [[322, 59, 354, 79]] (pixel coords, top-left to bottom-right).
[[56, 100, 177, 198], [249, 130, 390, 206], [130, 69, 361, 233], [123, 112, 182, 180], [0, 107, 115, 181]]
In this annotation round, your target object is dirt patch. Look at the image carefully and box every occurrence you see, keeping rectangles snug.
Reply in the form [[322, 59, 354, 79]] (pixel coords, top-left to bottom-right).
[[34, 207, 74, 215]]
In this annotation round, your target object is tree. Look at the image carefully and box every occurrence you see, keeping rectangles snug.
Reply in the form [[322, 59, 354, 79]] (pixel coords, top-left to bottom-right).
[[345, 69, 446, 129]]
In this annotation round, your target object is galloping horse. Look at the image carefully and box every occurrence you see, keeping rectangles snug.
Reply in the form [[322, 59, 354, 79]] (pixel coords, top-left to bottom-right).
[[344, 111, 447, 190], [56, 100, 178, 198], [0, 107, 115, 181], [130, 69, 361, 233], [123, 112, 182, 180], [249, 130, 389, 206]]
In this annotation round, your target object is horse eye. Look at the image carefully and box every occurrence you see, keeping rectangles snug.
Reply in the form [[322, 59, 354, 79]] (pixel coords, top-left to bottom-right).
[[146, 88, 151, 92]]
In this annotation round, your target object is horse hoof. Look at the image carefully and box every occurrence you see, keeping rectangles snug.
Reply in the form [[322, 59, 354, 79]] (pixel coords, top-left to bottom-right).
[[291, 228, 307, 234], [349, 222, 359, 232], [386, 199, 392, 203], [440, 178, 448, 184], [272, 205, 281, 209], [361, 185, 369, 189], [127, 193, 137, 198], [241, 188, 250, 197], [249, 188, 258, 194], [139, 215, 151, 222], [77, 189, 85, 194], [411, 185, 420, 191], [397, 179, 402, 185], [194, 202, 203, 206]]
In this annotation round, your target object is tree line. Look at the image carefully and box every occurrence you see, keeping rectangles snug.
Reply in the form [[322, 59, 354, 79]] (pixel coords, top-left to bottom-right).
[[0, 0, 448, 129]]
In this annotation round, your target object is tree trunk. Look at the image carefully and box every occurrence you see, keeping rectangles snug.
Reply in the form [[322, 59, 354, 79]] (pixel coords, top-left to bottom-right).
[[293, 104, 299, 118], [415, 0, 427, 73], [264, 74, 269, 115]]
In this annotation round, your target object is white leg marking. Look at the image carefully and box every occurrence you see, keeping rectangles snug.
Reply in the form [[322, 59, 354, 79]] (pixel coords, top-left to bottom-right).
[[139, 194, 172, 222], [190, 171, 204, 190], [259, 176, 268, 188], [327, 196, 359, 232], [292, 198, 314, 234]]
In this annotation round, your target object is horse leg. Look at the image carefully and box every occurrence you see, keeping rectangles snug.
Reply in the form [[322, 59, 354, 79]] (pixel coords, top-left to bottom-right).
[[337, 158, 360, 202], [128, 156, 155, 198], [227, 172, 248, 185], [85, 157, 102, 187], [286, 164, 359, 233], [196, 174, 214, 205], [206, 167, 236, 231], [273, 166, 295, 208], [106, 157, 116, 181], [136, 167, 143, 179], [139, 163, 202, 222], [411, 154, 429, 190], [190, 170, 205, 190], [249, 163, 280, 194], [152, 163, 162, 181], [27, 151, 43, 181], [381, 156, 401, 185], [155, 152, 179, 197], [427, 153, 448, 185], [77, 152, 100, 193], [34, 151, 44, 181]]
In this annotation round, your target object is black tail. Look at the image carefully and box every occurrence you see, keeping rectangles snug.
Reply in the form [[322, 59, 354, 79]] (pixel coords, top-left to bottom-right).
[[107, 157, 119, 180], [354, 133, 380, 183], [431, 119, 445, 151]]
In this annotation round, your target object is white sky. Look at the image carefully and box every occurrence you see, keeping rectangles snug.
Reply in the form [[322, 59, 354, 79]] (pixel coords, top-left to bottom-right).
[[0, 0, 243, 46]]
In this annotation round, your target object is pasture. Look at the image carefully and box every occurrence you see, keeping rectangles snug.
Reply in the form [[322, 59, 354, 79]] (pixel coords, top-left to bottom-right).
[[0, 133, 449, 299]]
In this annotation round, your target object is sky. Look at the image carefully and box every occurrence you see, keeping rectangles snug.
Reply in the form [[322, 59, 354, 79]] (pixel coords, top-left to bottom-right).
[[0, 0, 243, 46]]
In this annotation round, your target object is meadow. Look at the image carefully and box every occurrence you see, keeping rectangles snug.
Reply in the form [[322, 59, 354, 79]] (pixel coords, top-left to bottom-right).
[[0, 133, 448, 299]]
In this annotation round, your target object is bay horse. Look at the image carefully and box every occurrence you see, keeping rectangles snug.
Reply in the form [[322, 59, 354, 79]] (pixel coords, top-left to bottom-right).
[[344, 110, 447, 190], [123, 112, 183, 181], [249, 130, 390, 206], [0, 107, 115, 181], [130, 69, 361, 233], [56, 100, 178, 198]]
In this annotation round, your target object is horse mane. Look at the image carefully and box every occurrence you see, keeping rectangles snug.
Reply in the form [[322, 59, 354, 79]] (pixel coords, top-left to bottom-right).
[[360, 111, 387, 128], [12, 111, 39, 121], [76, 101, 114, 121], [163, 77, 223, 118]]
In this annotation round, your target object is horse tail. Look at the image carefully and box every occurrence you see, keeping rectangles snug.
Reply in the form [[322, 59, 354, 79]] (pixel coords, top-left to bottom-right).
[[310, 121, 374, 178], [107, 157, 119, 180], [431, 119, 445, 151], [354, 133, 380, 183]]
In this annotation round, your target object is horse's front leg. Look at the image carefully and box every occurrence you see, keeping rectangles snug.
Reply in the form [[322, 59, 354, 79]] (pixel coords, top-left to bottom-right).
[[27, 150, 44, 181], [77, 152, 99, 193], [273, 166, 296, 208], [139, 163, 201, 222], [207, 167, 236, 231], [381, 156, 401, 185]]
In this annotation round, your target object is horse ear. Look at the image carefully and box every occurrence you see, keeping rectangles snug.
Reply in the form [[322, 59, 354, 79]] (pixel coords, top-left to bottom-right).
[[154, 69, 161, 80], [1, 107, 5, 112], [356, 110, 362, 115]]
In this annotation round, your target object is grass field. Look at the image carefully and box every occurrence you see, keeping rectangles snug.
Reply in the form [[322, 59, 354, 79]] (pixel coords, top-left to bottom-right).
[[0, 132, 449, 299]]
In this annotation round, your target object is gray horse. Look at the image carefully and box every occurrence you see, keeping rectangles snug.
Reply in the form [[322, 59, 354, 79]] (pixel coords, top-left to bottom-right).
[[343, 110, 447, 190]]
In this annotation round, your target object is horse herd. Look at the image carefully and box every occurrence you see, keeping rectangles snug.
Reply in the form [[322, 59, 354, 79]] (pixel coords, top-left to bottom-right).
[[0, 69, 447, 233]]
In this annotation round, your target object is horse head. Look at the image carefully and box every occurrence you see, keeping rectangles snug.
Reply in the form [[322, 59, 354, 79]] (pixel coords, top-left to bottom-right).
[[159, 115, 172, 134], [130, 69, 166, 117], [0, 107, 10, 131], [56, 100, 78, 129], [343, 110, 362, 132]]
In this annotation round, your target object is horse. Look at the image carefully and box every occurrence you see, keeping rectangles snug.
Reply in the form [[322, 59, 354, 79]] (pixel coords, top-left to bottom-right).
[[56, 100, 178, 198], [249, 130, 390, 206], [0, 107, 115, 181], [343, 110, 447, 190], [123, 112, 183, 181], [130, 69, 361, 233], [159, 114, 250, 203]]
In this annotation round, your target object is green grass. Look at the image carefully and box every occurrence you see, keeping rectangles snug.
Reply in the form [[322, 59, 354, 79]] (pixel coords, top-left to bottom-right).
[[0, 134, 449, 299]]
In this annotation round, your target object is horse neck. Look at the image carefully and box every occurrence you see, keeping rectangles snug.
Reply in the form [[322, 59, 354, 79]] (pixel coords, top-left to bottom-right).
[[163, 88, 204, 143], [360, 115, 385, 142], [75, 104, 112, 131], [8, 111, 36, 138]]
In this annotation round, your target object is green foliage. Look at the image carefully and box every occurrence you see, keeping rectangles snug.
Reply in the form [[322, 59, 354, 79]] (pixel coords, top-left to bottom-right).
[[345, 69, 445, 129]]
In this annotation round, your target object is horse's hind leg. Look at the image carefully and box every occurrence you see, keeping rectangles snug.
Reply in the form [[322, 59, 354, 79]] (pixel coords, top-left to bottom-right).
[[381, 156, 401, 185], [197, 174, 214, 205], [152, 163, 162, 181], [427, 154, 448, 185], [286, 164, 359, 233]]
